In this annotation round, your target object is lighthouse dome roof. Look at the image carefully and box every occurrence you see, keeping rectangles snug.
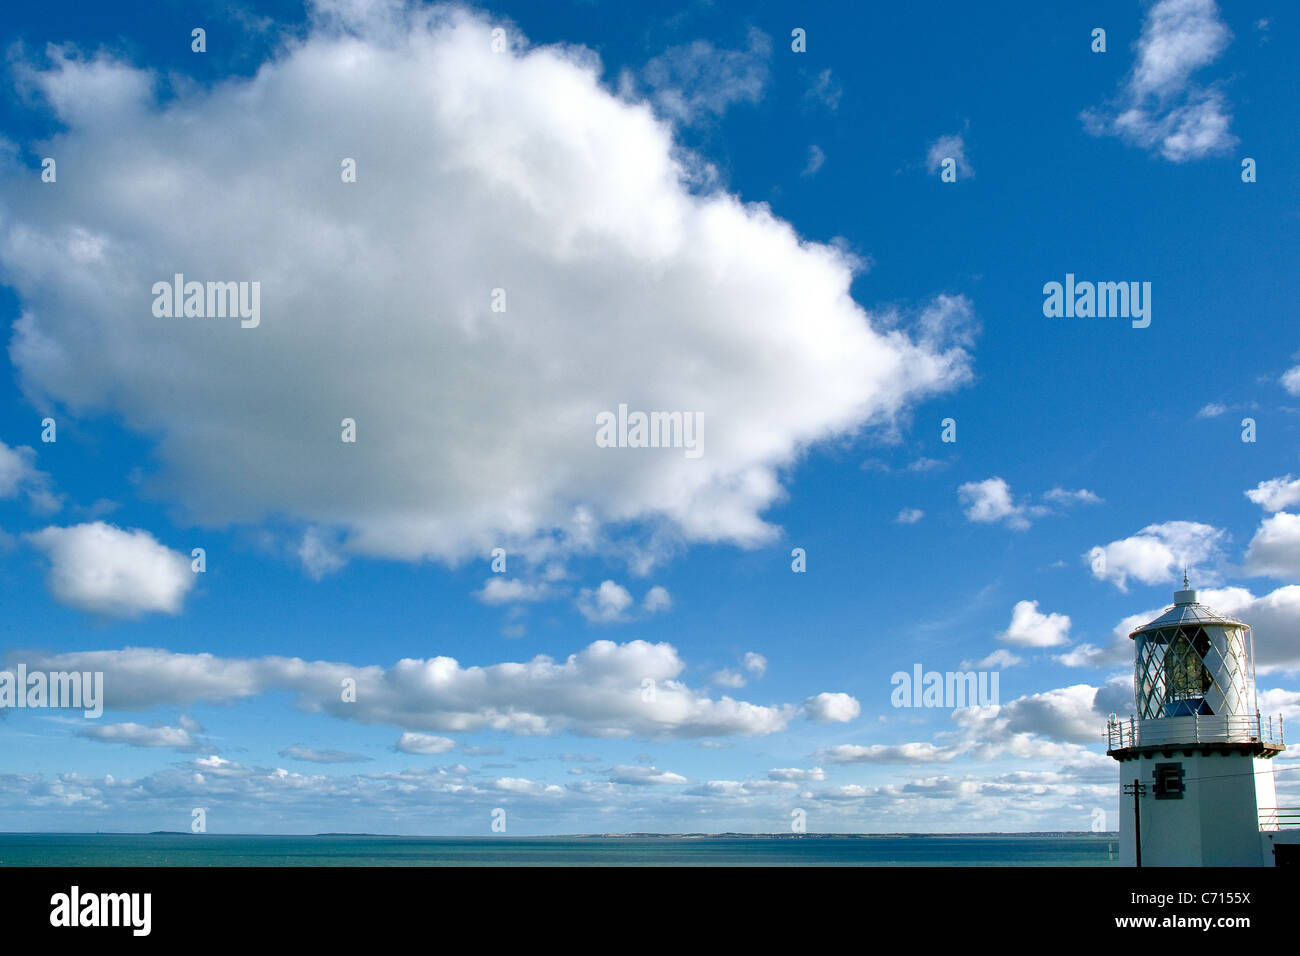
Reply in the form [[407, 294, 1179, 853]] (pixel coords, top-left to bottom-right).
[[1127, 588, 1247, 639]]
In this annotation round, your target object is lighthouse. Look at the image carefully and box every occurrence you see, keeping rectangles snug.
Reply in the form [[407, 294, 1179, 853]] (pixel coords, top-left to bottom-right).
[[1106, 579, 1291, 866]]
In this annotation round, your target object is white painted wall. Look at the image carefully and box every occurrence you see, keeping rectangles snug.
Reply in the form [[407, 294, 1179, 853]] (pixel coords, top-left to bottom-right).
[[1116, 751, 1272, 866]]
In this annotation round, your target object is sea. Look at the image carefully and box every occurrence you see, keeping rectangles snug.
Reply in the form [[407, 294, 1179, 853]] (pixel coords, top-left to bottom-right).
[[0, 832, 1119, 866]]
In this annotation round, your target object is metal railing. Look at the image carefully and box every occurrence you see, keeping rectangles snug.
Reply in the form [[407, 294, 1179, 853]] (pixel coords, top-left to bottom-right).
[[1259, 808, 1300, 830], [1106, 712, 1284, 750]]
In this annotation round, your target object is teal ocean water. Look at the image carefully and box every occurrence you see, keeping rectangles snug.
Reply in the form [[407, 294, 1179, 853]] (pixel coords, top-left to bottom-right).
[[0, 833, 1119, 866]]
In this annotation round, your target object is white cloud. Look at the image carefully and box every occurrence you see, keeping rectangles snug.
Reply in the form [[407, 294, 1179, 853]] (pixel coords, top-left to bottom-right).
[[895, 507, 924, 524], [1244, 513, 1300, 580], [298, 526, 346, 579], [1246, 476, 1300, 513], [959, 477, 1018, 524], [475, 577, 555, 605], [926, 131, 973, 178], [576, 580, 634, 623], [642, 585, 671, 613], [1197, 402, 1227, 418], [19, 640, 801, 739], [280, 745, 372, 763], [767, 767, 826, 782], [1054, 642, 1126, 669], [632, 28, 771, 124], [1081, 0, 1236, 161], [1282, 366, 1300, 396], [0, 6, 975, 569], [995, 685, 1106, 743], [803, 692, 861, 723], [492, 777, 563, 795], [605, 765, 687, 786], [0, 440, 59, 513], [820, 680, 1131, 769], [395, 732, 457, 755], [804, 69, 842, 111], [965, 648, 1024, 669], [1258, 687, 1300, 721], [1086, 520, 1225, 591], [682, 779, 795, 798], [715, 651, 765, 688], [998, 600, 1071, 648], [77, 721, 206, 752], [958, 477, 1041, 529], [1042, 487, 1101, 506], [802, 144, 825, 178], [959, 479, 1096, 530], [25, 522, 194, 618], [823, 742, 956, 764]]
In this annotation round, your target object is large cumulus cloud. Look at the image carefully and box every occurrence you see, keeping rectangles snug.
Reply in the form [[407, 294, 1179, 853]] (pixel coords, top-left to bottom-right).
[[0, 2, 973, 566]]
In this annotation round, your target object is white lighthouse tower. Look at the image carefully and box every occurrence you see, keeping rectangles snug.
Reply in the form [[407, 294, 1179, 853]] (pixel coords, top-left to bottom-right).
[[1106, 579, 1289, 866]]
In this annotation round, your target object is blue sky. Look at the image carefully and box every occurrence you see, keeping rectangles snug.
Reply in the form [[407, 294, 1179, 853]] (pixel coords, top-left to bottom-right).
[[0, 0, 1297, 835]]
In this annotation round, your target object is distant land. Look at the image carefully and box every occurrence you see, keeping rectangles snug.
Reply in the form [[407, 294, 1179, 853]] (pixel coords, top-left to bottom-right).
[[17, 830, 1120, 838]]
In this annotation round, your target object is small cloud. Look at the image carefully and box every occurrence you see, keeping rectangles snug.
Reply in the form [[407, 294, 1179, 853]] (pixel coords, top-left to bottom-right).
[[1197, 402, 1227, 418], [907, 457, 947, 473], [395, 732, 457, 755], [959, 477, 1036, 530], [279, 745, 372, 764], [298, 526, 345, 579], [575, 580, 634, 623], [998, 600, 1071, 647], [475, 577, 554, 605], [804, 68, 842, 110], [742, 652, 766, 677], [1246, 476, 1300, 513], [605, 765, 688, 786], [1282, 366, 1300, 396], [895, 507, 924, 525], [926, 130, 973, 179], [78, 721, 208, 752], [632, 28, 771, 125], [1081, 0, 1236, 162], [26, 522, 194, 618], [803, 692, 861, 723], [642, 585, 672, 613], [1086, 520, 1225, 591], [963, 648, 1024, 669], [0, 440, 60, 514], [577, 581, 669, 622], [768, 766, 826, 782], [712, 668, 746, 688], [802, 144, 825, 178], [1054, 642, 1125, 669], [1042, 487, 1102, 506]]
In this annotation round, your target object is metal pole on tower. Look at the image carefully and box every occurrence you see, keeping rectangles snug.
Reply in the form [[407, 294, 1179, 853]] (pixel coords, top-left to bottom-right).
[[1123, 780, 1145, 867]]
